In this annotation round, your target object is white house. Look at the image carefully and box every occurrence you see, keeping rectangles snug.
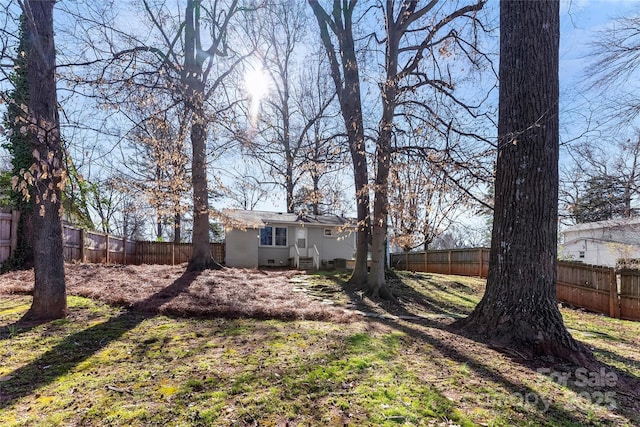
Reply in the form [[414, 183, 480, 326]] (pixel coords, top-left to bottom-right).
[[219, 209, 357, 269], [560, 218, 640, 267]]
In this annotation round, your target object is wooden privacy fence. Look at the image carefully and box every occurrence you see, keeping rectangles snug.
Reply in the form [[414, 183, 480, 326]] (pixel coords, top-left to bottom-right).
[[0, 211, 19, 263], [391, 248, 490, 277], [62, 226, 225, 266], [556, 262, 618, 319], [391, 248, 640, 322], [557, 262, 640, 321], [135, 241, 225, 265], [63, 225, 138, 264], [618, 269, 640, 321], [0, 211, 225, 267]]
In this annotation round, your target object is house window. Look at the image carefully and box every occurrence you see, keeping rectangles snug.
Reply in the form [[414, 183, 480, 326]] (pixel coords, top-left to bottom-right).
[[275, 227, 287, 246], [579, 251, 585, 259], [260, 226, 287, 246], [324, 228, 333, 237]]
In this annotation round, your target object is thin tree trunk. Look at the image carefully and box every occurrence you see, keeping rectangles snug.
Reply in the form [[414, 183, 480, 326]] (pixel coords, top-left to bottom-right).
[[454, 0, 586, 362], [174, 211, 181, 244], [156, 216, 162, 240], [24, 0, 66, 320], [286, 162, 294, 214], [312, 174, 320, 216]]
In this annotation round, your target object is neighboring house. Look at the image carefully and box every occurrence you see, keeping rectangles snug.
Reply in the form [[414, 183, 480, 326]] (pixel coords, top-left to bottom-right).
[[220, 209, 357, 269], [560, 218, 640, 267]]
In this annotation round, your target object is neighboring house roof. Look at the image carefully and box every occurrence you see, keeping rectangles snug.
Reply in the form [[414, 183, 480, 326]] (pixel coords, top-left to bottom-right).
[[219, 209, 355, 229], [564, 217, 640, 233], [563, 237, 640, 248]]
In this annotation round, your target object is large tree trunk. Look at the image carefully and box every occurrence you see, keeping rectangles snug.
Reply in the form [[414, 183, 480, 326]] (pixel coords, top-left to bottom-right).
[[454, 0, 585, 362], [24, 0, 66, 320], [349, 138, 371, 286], [368, 15, 400, 299], [369, 139, 392, 298], [187, 93, 220, 271], [336, 17, 370, 287], [183, 0, 220, 271], [369, 101, 395, 298], [308, 1, 370, 286]]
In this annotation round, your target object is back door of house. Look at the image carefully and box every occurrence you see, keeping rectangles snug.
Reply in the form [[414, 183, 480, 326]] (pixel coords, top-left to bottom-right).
[[296, 228, 307, 253]]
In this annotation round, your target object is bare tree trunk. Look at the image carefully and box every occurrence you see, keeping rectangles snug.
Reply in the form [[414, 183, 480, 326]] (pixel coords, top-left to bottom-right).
[[24, 0, 66, 320], [174, 211, 181, 244], [286, 161, 294, 213], [370, 140, 392, 298], [454, 0, 586, 362], [183, 0, 220, 271], [187, 95, 220, 270], [156, 217, 162, 240], [312, 174, 320, 216], [350, 140, 371, 286], [283, 85, 295, 214], [369, 112, 394, 297], [369, 11, 400, 298], [308, 1, 370, 286]]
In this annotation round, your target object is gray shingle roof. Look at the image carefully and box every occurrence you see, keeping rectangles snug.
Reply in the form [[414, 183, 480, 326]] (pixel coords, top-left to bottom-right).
[[565, 217, 640, 233], [219, 209, 355, 228]]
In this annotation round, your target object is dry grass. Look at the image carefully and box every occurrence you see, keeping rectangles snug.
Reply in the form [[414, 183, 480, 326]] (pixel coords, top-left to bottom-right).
[[0, 263, 356, 322]]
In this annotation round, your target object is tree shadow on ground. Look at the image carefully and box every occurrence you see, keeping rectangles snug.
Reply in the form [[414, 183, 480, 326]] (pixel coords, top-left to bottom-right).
[[350, 270, 640, 425], [587, 343, 640, 377], [318, 272, 604, 425], [0, 320, 43, 343], [323, 269, 472, 322], [0, 270, 200, 409]]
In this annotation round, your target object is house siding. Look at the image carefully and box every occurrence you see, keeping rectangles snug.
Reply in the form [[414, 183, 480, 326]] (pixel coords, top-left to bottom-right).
[[223, 212, 358, 269], [258, 246, 291, 267], [561, 222, 640, 267], [225, 228, 259, 268], [310, 227, 356, 262]]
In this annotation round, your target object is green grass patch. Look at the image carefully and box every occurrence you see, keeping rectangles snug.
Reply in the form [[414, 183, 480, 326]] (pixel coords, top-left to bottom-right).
[[1, 271, 639, 426]]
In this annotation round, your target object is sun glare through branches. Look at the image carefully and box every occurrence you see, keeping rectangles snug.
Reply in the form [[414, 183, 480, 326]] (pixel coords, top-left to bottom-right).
[[244, 68, 270, 128]]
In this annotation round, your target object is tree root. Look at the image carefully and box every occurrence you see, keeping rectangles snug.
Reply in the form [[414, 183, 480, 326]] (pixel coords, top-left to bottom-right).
[[186, 257, 224, 272]]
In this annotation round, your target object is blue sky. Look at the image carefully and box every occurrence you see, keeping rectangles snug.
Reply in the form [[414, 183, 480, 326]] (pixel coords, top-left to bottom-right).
[[560, 0, 637, 86], [559, 1, 640, 140]]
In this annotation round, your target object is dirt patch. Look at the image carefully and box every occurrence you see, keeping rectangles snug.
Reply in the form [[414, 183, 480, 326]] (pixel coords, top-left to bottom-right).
[[0, 263, 357, 322]]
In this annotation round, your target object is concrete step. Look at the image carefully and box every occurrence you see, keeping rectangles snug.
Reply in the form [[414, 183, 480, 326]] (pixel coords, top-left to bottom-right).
[[297, 257, 315, 269]]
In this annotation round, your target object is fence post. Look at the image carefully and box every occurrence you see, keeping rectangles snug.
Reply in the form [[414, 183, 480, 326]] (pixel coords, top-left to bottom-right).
[[424, 250, 428, 274], [80, 228, 86, 263], [122, 237, 127, 265], [136, 241, 141, 265], [448, 250, 452, 275], [609, 269, 620, 319], [105, 233, 110, 264], [172, 243, 175, 266], [10, 210, 19, 256], [478, 248, 483, 277]]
